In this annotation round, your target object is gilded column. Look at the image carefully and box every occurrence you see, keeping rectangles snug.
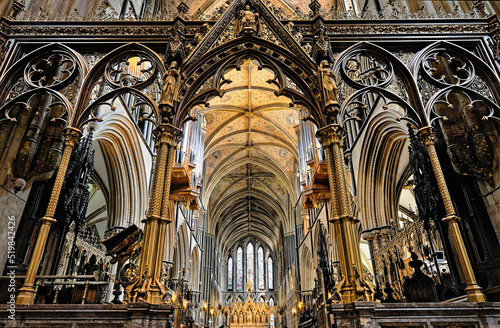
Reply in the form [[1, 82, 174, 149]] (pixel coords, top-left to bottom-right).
[[317, 124, 355, 303], [418, 126, 486, 302], [131, 124, 178, 303], [150, 124, 182, 304], [333, 139, 363, 286], [317, 124, 373, 302], [16, 127, 81, 305]]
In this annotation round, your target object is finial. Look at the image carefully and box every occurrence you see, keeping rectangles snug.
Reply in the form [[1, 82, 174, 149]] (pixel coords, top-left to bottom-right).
[[309, 0, 322, 19]]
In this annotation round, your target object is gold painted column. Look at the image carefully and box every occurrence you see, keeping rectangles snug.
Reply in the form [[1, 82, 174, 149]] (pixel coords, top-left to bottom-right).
[[16, 127, 81, 305], [418, 126, 486, 302], [317, 124, 355, 303], [317, 124, 373, 303], [132, 123, 181, 303], [151, 124, 182, 304]]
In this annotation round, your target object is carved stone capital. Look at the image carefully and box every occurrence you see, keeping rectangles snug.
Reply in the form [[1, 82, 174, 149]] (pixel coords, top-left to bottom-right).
[[340, 214, 356, 222], [442, 214, 461, 223], [328, 215, 341, 223], [417, 126, 437, 147], [63, 127, 81, 147], [40, 216, 57, 224], [146, 214, 161, 222], [316, 124, 344, 148], [154, 124, 182, 147]]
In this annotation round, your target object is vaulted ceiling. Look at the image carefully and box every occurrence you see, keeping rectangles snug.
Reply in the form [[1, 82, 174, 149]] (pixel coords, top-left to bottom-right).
[[202, 59, 299, 258]]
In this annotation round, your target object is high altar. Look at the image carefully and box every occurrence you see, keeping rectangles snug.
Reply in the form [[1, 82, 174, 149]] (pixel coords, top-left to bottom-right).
[[228, 280, 276, 327]]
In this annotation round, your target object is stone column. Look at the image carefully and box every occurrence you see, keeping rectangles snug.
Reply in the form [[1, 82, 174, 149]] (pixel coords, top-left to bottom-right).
[[131, 124, 181, 303], [16, 127, 81, 305], [317, 124, 373, 303], [418, 126, 486, 302], [152, 124, 182, 303], [317, 124, 352, 303]]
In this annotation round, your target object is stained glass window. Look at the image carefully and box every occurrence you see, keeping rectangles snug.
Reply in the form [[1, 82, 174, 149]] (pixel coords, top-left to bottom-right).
[[269, 297, 274, 306], [237, 247, 243, 290], [270, 314, 275, 328], [247, 242, 254, 289], [268, 257, 273, 289], [258, 247, 264, 289], [228, 257, 233, 289]]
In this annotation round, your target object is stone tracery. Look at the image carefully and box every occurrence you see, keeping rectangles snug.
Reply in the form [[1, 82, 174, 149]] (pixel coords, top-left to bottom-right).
[[1, 0, 500, 327]]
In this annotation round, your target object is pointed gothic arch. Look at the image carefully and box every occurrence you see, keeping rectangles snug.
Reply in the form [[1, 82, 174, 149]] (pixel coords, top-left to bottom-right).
[[176, 35, 324, 127], [334, 41, 426, 127], [0, 42, 88, 105], [409, 40, 500, 104], [354, 111, 411, 230], [92, 113, 151, 228], [71, 42, 167, 128]]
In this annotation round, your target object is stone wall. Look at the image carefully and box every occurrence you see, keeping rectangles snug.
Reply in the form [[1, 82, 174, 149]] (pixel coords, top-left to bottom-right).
[[0, 303, 174, 328], [329, 302, 500, 328], [0, 187, 29, 273], [1, 302, 499, 328]]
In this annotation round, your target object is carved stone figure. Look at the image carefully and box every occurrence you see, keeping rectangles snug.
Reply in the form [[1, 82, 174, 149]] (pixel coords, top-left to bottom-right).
[[160, 61, 181, 109], [318, 60, 339, 109], [237, 5, 260, 35]]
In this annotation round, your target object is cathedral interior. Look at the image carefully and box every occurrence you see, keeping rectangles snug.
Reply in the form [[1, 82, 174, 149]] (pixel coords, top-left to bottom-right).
[[2, 0, 500, 327]]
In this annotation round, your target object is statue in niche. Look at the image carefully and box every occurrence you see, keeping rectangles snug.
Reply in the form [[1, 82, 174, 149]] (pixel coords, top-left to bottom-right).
[[317, 60, 339, 109], [160, 61, 181, 112], [236, 4, 260, 35]]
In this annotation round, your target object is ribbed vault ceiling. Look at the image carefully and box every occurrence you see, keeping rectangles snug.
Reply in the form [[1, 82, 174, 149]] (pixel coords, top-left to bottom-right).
[[203, 59, 299, 258]]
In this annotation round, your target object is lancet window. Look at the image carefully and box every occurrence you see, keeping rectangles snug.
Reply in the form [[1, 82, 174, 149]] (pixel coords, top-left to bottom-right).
[[268, 256, 273, 289], [247, 242, 254, 288], [228, 244, 272, 291], [228, 257, 233, 290], [258, 247, 264, 289], [237, 247, 243, 290]]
